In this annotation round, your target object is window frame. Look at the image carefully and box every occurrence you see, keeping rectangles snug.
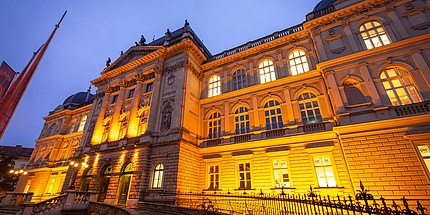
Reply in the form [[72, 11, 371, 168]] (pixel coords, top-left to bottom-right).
[[234, 106, 250, 135], [151, 163, 164, 189], [207, 165, 220, 190], [208, 75, 221, 97], [237, 162, 252, 189], [232, 69, 247, 90], [272, 158, 291, 188], [288, 49, 310, 76], [379, 67, 421, 106], [263, 100, 284, 130], [312, 155, 337, 188], [208, 112, 221, 139], [359, 20, 391, 50], [258, 59, 276, 84], [298, 92, 322, 124]]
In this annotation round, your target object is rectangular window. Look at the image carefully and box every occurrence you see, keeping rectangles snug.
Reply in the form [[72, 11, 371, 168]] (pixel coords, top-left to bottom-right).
[[111, 94, 118, 104], [146, 82, 153, 93], [128, 89, 135, 98], [313, 156, 336, 187], [273, 159, 290, 188], [418, 145, 430, 173], [208, 165, 219, 190], [238, 162, 251, 189]]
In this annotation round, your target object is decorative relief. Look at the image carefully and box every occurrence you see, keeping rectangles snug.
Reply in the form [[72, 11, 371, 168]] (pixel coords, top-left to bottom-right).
[[138, 94, 151, 109], [136, 72, 155, 82], [163, 61, 185, 74], [326, 28, 345, 54], [160, 99, 174, 132], [402, 3, 429, 30], [167, 74, 175, 85]]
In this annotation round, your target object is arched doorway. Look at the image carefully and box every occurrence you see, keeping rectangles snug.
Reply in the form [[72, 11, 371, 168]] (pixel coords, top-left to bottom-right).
[[80, 167, 92, 191], [97, 165, 112, 202], [117, 163, 133, 204]]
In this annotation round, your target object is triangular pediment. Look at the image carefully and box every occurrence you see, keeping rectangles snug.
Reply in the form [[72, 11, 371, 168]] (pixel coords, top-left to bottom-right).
[[103, 46, 163, 73]]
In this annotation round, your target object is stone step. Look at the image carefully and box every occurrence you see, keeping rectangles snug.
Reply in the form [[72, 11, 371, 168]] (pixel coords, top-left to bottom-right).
[[0, 206, 22, 215]]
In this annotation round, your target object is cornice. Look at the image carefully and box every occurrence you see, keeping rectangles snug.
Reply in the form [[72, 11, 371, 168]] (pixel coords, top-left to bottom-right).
[[303, 0, 394, 30], [165, 39, 207, 64], [91, 47, 165, 86], [316, 33, 430, 71], [43, 104, 93, 121], [201, 31, 309, 71]]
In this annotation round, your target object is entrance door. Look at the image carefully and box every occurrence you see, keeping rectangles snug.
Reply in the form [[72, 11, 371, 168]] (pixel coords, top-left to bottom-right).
[[117, 175, 131, 204], [97, 176, 110, 202]]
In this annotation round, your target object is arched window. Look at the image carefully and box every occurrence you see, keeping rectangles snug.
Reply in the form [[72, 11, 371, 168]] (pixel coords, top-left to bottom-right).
[[298, 92, 322, 124], [232, 69, 246, 90], [208, 112, 221, 139], [259, 59, 276, 84], [152, 164, 164, 189], [48, 123, 57, 136], [380, 67, 421, 106], [208, 75, 221, 97], [234, 107, 250, 134], [80, 167, 93, 191], [118, 115, 128, 139], [102, 119, 111, 142], [264, 100, 283, 130], [138, 110, 149, 135], [289, 50, 309, 75], [78, 115, 87, 131], [359, 21, 391, 49]]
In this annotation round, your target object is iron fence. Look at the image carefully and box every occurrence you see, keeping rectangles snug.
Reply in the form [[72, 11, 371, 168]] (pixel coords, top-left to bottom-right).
[[166, 182, 428, 215]]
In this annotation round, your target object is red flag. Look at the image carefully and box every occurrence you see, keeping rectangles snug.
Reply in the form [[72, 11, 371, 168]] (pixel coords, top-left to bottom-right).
[[0, 61, 17, 99], [0, 11, 67, 139]]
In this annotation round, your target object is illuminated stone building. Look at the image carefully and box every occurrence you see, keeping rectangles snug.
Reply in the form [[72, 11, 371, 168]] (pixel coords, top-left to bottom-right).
[[14, 89, 93, 201], [19, 0, 430, 207]]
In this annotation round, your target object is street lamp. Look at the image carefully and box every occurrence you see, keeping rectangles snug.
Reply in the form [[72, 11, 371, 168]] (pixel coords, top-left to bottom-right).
[[9, 169, 27, 175], [69, 160, 89, 168]]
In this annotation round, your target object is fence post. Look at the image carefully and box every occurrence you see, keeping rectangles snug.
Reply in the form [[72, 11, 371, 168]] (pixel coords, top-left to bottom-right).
[[62, 190, 76, 210], [21, 202, 35, 215]]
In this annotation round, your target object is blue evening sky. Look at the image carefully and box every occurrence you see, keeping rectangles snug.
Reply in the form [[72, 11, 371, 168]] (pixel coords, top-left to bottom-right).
[[0, 0, 321, 147]]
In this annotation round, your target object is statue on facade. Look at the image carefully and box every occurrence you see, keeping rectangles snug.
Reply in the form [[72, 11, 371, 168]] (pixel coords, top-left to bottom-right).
[[161, 107, 172, 131], [106, 57, 111, 67], [139, 35, 146, 46]]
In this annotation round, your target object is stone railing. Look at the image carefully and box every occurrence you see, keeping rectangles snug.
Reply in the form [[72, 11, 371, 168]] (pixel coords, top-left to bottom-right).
[[306, 5, 336, 20], [302, 122, 327, 133], [392, 102, 430, 116], [207, 24, 303, 62], [0, 192, 33, 207], [16, 190, 97, 215]]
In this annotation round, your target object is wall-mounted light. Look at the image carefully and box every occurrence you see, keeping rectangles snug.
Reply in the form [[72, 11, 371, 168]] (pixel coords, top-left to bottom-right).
[[69, 160, 89, 168], [9, 169, 27, 175]]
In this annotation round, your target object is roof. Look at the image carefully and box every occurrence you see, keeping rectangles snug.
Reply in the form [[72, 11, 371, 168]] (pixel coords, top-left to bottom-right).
[[0, 145, 33, 158], [313, 0, 336, 12], [63, 91, 94, 106]]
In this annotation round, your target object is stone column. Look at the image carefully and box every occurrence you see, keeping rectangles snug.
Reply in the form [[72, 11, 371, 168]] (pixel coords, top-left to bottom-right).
[[276, 49, 286, 77], [341, 21, 360, 52], [358, 63, 383, 106], [251, 94, 260, 130], [91, 91, 111, 144], [324, 71, 345, 114], [223, 101, 230, 135], [127, 78, 144, 137], [108, 82, 127, 141], [410, 49, 430, 88], [147, 69, 163, 133], [248, 59, 255, 85], [386, 8, 409, 39], [282, 86, 295, 123], [312, 30, 328, 61]]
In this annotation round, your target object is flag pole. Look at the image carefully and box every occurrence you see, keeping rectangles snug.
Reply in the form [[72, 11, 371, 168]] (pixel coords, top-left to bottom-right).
[[0, 11, 67, 139]]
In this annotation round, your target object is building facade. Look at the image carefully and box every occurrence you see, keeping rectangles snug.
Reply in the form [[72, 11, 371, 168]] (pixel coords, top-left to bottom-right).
[[19, 0, 430, 207], [15, 90, 93, 201]]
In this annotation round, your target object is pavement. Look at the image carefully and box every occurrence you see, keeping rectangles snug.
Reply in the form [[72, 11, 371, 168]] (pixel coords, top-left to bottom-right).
[[129, 208, 186, 215]]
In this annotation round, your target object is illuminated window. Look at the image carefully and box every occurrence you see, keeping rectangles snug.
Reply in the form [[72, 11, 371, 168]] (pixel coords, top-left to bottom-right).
[[298, 92, 322, 124], [78, 115, 87, 131], [234, 107, 250, 134], [232, 69, 246, 90], [418, 145, 430, 173], [313, 156, 336, 187], [238, 162, 251, 189], [208, 75, 221, 97], [259, 59, 276, 84], [208, 165, 219, 190], [273, 159, 290, 188], [152, 164, 164, 189], [208, 112, 221, 139], [359, 21, 391, 49], [118, 115, 128, 139], [380, 68, 421, 106], [289, 50, 309, 75], [264, 100, 283, 130], [102, 119, 111, 142], [138, 110, 149, 135]]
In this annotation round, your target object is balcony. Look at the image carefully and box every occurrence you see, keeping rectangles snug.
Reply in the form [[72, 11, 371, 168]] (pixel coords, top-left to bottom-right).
[[392, 102, 430, 117]]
